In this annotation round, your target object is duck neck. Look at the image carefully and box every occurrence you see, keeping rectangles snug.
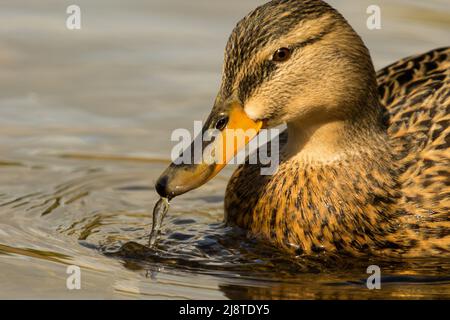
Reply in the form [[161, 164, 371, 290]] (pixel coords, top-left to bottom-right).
[[285, 119, 356, 163], [287, 122, 376, 164], [278, 105, 406, 254], [285, 102, 388, 164]]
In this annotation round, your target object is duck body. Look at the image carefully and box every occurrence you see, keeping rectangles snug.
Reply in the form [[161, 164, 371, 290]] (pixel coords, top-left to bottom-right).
[[225, 47, 450, 257], [155, 0, 449, 258]]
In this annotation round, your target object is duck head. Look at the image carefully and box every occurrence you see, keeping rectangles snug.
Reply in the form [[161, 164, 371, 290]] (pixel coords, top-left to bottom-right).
[[156, 0, 379, 199]]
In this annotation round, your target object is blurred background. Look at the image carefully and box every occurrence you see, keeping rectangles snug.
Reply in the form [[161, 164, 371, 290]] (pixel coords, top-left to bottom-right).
[[0, 0, 449, 299], [1, 0, 449, 159]]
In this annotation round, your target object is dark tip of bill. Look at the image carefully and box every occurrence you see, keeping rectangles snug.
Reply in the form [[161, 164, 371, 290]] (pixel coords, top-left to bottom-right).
[[155, 175, 169, 198]]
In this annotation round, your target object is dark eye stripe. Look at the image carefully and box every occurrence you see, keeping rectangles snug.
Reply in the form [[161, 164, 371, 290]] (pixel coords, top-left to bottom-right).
[[237, 28, 333, 103], [293, 29, 330, 50], [238, 60, 277, 103]]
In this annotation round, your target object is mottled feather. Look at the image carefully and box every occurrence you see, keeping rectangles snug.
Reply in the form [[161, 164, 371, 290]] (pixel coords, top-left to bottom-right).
[[225, 47, 450, 257]]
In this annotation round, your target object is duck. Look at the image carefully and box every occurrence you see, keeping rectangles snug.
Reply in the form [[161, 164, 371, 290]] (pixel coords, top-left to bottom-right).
[[155, 0, 449, 258]]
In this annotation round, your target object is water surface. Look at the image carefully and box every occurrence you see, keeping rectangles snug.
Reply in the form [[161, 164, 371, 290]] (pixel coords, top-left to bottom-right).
[[0, 0, 449, 299]]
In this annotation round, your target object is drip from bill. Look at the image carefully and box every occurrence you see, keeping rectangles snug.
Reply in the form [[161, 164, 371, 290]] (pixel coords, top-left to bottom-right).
[[148, 197, 170, 247]]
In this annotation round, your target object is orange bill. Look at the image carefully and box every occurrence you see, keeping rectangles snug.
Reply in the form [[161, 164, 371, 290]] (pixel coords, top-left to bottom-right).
[[155, 103, 262, 199]]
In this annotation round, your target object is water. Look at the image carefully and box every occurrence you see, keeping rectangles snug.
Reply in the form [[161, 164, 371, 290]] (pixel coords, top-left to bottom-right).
[[0, 0, 449, 299], [148, 197, 170, 247]]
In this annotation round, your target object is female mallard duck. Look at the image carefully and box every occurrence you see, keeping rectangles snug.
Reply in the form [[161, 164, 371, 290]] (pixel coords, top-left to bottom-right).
[[156, 0, 449, 257]]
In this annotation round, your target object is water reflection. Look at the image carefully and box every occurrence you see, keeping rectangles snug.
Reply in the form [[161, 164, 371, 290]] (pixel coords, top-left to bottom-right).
[[109, 238, 450, 299]]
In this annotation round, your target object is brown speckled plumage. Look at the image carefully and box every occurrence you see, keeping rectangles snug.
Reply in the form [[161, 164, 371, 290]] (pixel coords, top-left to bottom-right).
[[223, 2, 449, 257]]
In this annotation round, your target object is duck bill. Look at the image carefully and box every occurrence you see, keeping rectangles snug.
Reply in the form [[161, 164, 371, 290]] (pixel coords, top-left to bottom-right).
[[155, 103, 262, 199]]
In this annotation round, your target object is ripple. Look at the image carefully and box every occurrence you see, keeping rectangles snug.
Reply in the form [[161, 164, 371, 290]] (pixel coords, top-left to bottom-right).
[[0, 159, 449, 299]]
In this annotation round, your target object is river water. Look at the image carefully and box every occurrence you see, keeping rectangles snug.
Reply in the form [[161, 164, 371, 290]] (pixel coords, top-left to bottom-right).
[[0, 0, 449, 299]]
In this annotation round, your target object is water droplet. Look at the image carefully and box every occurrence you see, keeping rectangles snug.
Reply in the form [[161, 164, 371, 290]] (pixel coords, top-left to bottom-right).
[[148, 197, 170, 247]]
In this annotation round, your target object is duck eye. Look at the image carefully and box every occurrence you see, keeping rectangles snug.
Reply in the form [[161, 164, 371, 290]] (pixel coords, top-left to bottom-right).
[[272, 47, 291, 62], [215, 116, 229, 130]]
